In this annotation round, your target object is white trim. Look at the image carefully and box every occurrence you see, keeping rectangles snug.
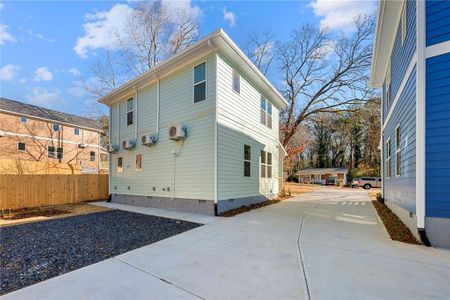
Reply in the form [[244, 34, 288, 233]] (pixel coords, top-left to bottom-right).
[[382, 52, 417, 130], [214, 53, 218, 204], [395, 124, 401, 177], [425, 40, 450, 58], [416, 0, 426, 230], [156, 79, 160, 136], [126, 97, 134, 127], [192, 61, 207, 104], [134, 89, 138, 139], [2, 131, 100, 148], [385, 137, 392, 179]]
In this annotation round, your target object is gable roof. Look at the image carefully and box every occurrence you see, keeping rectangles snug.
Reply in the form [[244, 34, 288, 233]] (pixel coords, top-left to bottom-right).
[[370, 0, 404, 87], [98, 29, 288, 109], [0, 97, 101, 131]]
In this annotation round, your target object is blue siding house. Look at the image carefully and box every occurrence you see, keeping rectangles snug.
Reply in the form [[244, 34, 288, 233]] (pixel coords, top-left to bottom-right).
[[371, 0, 450, 248]]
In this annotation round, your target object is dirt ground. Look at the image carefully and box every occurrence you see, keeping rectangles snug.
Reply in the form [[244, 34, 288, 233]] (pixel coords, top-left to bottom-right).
[[283, 183, 319, 195], [0, 203, 111, 227]]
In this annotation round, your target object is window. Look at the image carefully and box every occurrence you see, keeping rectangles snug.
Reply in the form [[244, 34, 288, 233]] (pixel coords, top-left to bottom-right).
[[135, 154, 142, 171], [74, 128, 80, 135], [90, 151, 96, 162], [244, 144, 251, 177], [260, 97, 273, 128], [232, 69, 240, 94], [48, 146, 55, 158], [386, 138, 391, 178], [53, 124, 60, 132], [194, 62, 206, 103], [401, 2, 407, 45], [260, 151, 273, 178], [56, 147, 63, 159], [117, 157, 123, 173], [17, 142, 26, 151], [261, 150, 266, 178], [20, 117, 28, 123], [126, 98, 133, 126], [385, 59, 391, 108], [395, 125, 401, 176]]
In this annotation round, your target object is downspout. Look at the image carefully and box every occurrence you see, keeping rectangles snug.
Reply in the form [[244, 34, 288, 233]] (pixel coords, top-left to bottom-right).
[[416, 0, 430, 246], [134, 87, 138, 140]]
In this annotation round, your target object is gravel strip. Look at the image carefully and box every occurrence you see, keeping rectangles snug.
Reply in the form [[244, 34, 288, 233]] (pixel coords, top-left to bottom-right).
[[0, 210, 201, 295]]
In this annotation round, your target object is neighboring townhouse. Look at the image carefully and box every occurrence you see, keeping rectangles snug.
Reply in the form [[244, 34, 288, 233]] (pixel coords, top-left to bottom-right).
[[0, 97, 107, 174], [99, 29, 288, 215], [371, 0, 450, 247]]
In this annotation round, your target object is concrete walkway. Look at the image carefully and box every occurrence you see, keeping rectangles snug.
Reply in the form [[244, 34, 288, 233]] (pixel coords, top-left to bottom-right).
[[3, 189, 450, 299]]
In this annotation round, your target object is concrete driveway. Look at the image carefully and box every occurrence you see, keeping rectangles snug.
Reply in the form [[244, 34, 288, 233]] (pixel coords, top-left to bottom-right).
[[3, 188, 450, 299]]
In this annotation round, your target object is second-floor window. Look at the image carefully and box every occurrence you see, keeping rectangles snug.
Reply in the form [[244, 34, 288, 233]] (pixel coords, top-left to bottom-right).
[[53, 124, 60, 132], [232, 69, 240, 94], [386, 138, 391, 178], [18, 142, 26, 151], [127, 98, 133, 126], [194, 62, 206, 103], [90, 151, 96, 162], [74, 128, 80, 135], [20, 117, 28, 123], [395, 125, 401, 176], [260, 97, 273, 128]]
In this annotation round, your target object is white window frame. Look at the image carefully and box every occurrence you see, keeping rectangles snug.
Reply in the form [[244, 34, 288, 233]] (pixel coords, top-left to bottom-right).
[[395, 125, 401, 177], [53, 123, 60, 132], [193, 61, 207, 104], [135, 153, 142, 171], [232, 69, 240, 94], [74, 128, 80, 135], [260, 150, 267, 178], [56, 147, 63, 159], [401, 1, 407, 45], [386, 138, 391, 178], [267, 152, 272, 178], [244, 144, 251, 177], [20, 117, 28, 123], [48, 146, 56, 158], [126, 98, 134, 126], [385, 59, 391, 109], [260, 96, 273, 128], [117, 157, 123, 173], [17, 142, 26, 151]]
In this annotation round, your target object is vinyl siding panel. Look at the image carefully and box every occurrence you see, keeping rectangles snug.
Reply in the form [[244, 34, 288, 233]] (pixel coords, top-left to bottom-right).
[[426, 52, 450, 218], [110, 54, 216, 200], [216, 53, 280, 201], [383, 67, 416, 213], [426, 0, 450, 46]]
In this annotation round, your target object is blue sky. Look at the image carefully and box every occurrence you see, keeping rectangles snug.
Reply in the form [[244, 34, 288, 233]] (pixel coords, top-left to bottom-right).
[[0, 0, 375, 116]]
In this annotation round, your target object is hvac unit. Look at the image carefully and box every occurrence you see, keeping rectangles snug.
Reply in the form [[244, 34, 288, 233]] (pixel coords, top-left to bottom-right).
[[141, 134, 158, 146], [78, 143, 87, 148], [122, 139, 136, 150], [108, 143, 120, 153], [169, 124, 186, 141]]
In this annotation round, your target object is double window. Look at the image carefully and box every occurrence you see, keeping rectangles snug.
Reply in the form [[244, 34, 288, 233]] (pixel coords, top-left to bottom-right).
[[48, 146, 63, 159], [126, 98, 134, 126], [260, 151, 272, 178], [17, 142, 26, 151], [117, 157, 123, 173], [194, 62, 206, 103], [135, 154, 142, 171], [260, 97, 272, 128], [232, 69, 240, 94], [90, 151, 96, 162], [395, 126, 401, 176], [244, 144, 251, 177], [385, 138, 391, 178]]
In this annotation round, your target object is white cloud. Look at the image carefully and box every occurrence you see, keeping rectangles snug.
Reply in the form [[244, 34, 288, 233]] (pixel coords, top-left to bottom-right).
[[74, 4, 134, 58], [0, 24, 17, 45], [25, 28, 55, 42], [68, 68, 81, 76], [33, 67, 53, 81], [19, 78, 27, 84], [310, 0, 376, 32], [0, 3, 4, 11], [163, 0, 201, 20], [0, 64, 20, 81], [26, 87, 65, 108], [223, 7, 236, 28]]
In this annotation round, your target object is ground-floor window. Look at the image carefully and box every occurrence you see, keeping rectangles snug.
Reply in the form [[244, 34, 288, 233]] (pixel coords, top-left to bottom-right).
[[386, 138, 391, 178], [135, 154, 142, 171], [117, 157, 123, 173], [395, 125, 401, 176], [48, 146, 62, 159], [260, 151, 272, 178], [17, 142, 26, 151], [244, 144, 251, 177]]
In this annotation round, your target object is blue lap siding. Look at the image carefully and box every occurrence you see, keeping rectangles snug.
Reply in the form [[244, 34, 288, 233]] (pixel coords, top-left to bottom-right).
[[384, 67, 417, 213], [425, 53, 450, 218], [426, 0, 450, 47]]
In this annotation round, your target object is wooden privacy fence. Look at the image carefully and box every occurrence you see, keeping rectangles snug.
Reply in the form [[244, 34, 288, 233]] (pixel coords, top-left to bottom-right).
[[0, 174, 109, 210]]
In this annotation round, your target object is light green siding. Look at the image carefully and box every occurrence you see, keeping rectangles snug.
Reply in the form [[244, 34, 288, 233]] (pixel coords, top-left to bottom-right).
[[109, 54, 216, 200], [216, 53, 281, 201]]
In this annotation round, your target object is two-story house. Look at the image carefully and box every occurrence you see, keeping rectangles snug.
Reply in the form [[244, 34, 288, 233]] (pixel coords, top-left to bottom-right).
[[0, 97, 106, 174], [371, 0, 450, 248], [99, 29, 288, 215]]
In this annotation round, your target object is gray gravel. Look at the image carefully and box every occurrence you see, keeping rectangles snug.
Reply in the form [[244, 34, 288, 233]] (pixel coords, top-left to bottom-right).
[[0, 210, 201, 295]]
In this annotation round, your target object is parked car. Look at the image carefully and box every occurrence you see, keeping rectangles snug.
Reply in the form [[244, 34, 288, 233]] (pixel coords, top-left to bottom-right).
[[326, 177, 338, 185], [351, 177, 381, 189]]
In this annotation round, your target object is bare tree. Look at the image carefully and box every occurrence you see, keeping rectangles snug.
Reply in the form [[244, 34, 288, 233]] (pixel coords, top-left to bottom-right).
[[278, 15, 375, 155], [245, 31, 275, 75], [82, 0, 199, 98]]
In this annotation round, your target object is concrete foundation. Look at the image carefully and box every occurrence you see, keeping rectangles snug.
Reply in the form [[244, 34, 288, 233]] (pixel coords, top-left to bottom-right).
[[385, 199, 420, 241], [216, 195, 268, 214], [426, 217, 450, 248]]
